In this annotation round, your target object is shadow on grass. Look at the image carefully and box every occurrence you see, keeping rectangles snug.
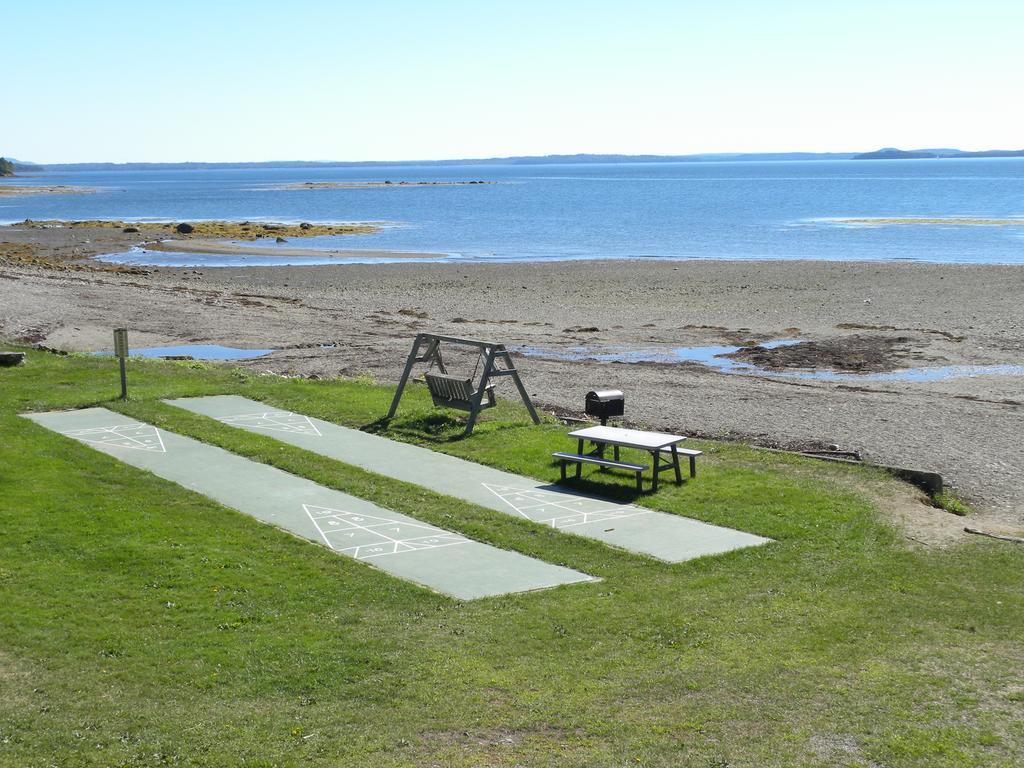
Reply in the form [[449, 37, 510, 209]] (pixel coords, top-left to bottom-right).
[[366, 409, 659, 501], [365, 407, 537, 444], [360, 415, 393, 434], [363, 410, 471, 441], [542, 470, 687, 504]]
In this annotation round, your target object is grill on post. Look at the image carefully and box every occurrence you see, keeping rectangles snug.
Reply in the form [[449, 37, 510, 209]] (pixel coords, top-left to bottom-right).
[[585, 389, 625, 425]]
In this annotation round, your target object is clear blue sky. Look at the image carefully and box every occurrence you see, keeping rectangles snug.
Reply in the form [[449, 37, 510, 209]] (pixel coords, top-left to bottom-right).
[[4, 0, 1023, 163]]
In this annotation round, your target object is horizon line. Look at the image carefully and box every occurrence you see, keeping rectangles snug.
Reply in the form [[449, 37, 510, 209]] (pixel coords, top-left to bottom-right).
[[16, 146, 1024, 168]]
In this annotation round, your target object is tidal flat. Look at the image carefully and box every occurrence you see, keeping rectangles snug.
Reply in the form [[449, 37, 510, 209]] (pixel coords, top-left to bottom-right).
[[2, 218, 1022, 528], [0, 219, 380, 269], [270, 180, 496, 190], [835, 216, 1024, 226], [0, 184, 98, 197]]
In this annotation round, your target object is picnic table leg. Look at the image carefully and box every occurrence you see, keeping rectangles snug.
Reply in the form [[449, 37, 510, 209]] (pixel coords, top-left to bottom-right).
[[594, 442, 616, 472], [576, 438, 584, 478], [651, 451, 659, 492], [671, 445, 683, 483]]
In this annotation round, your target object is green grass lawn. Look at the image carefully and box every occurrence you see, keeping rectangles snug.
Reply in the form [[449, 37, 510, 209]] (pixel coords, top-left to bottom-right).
[[1, 348, 1022, 767]]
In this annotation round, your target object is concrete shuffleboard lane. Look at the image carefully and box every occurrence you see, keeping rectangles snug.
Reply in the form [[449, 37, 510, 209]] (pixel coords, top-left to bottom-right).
[[22, 408, 595, 600], [167, 396, 772, 562]]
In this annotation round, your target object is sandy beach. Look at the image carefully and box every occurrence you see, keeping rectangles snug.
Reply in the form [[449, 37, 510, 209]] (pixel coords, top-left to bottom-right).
[[2, 222, 1022, 529]]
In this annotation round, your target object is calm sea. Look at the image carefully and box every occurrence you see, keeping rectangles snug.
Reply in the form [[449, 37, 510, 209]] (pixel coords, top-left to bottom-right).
[[3, 159, 1023, 265]]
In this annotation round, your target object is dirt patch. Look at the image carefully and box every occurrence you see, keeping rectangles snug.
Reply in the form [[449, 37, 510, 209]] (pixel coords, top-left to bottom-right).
[[0, 649, 37, 711], [419, 726, 584, 748], [725, 447, 968, 546], [836, 322, 966, 342], [870, 483, 969, 546], [727, 334, 932, 373]]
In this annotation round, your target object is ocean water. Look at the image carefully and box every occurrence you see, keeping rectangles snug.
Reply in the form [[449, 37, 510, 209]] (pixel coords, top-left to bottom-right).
[[3, 158, 1024, 264]]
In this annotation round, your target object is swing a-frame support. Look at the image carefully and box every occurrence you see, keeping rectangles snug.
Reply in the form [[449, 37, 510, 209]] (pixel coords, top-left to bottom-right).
[[387, 333, 542, 436]]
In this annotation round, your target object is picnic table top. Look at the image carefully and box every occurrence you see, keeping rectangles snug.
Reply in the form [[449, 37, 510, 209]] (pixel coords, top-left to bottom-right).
[[567, 425, 687, 451]]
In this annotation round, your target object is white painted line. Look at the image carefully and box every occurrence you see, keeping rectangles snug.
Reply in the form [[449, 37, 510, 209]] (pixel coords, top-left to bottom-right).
[[545, 509, 652, 529], [356, 535, 470, 560], [303, 504, 470, 561], [482, 483, 652, 530], [60, 423, 166, 453], [219, 411, 322, 437], [481, 484, 550, 520]]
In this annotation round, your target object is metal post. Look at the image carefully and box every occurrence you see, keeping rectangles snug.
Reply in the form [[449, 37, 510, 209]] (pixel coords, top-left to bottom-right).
[[671, 444, 683, 483], [113, 328, 129, 400]]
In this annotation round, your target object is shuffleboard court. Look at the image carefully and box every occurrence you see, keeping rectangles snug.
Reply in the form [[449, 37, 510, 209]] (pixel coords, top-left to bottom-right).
[[167, 396, 771, 562], [22, 408, 595, 599]]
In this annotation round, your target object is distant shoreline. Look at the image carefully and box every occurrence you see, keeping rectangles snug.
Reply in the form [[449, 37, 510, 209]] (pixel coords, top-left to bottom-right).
[[0, 184, 97, 197], [270, 180, 496, 190], [21, 149, 1024, 171]]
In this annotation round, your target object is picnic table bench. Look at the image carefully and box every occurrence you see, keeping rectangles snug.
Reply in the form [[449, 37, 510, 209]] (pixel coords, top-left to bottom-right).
[[552, 451, 649, 490], [553, 425, 702, 492]]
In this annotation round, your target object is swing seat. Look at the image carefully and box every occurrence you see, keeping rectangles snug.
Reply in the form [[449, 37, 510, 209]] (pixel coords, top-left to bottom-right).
[[424, 372, 495, 412], [389, 334, 541, 436]]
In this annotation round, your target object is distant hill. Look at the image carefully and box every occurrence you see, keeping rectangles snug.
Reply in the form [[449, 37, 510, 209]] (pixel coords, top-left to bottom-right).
[[951, 149, 1024, 158], [854, 147, 1024, 160], [21, 148, 1024, 172], [0, 157, 44, 174], [853, 148, 940, 160], [36, 152, 860, 171]]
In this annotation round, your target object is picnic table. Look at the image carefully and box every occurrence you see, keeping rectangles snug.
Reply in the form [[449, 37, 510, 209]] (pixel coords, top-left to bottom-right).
[[553, 425, 702, 492]]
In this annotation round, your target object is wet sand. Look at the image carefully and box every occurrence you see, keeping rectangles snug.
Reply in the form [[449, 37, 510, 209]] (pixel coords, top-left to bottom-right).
[[0, 184, 97, 197], [145, 239, 444, 260], [2, 222, 1022, 530], [271, 181, 496, 190]]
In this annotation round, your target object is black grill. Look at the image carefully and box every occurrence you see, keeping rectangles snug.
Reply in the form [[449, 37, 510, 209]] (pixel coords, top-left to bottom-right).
[[585, 389, 624, 425]]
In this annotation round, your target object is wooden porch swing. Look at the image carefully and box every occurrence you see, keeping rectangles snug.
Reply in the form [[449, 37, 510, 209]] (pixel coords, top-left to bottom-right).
[[387, 334, 541, 435]]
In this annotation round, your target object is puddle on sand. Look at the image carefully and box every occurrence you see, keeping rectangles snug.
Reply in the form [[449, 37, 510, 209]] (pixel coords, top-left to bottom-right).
[[792, 364, 1024, 382], [96, 344, 274, 361], [517, 341, 1024, 383], [517, 340, 801, 370]]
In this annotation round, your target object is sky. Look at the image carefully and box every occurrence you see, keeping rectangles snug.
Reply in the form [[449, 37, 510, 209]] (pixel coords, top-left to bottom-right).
[[4, 0, 1023, 163]]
